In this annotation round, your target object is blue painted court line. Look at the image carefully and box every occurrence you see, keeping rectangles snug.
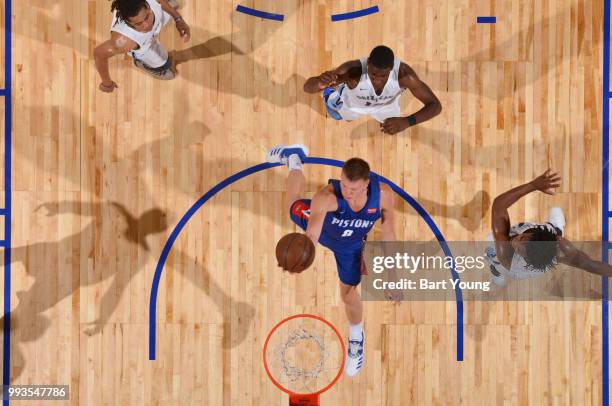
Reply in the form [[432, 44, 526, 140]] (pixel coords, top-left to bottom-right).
[[476, 16, 496, 24], [235, 5, 284, 22], [2, 0, 12, 401], [331, 6, 379, 22], [148, 158, 464, 362], [603, 0, 610, 404]]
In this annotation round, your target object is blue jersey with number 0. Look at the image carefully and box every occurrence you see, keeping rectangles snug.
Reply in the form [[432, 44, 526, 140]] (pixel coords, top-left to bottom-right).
[[319, 175, 382, 251]]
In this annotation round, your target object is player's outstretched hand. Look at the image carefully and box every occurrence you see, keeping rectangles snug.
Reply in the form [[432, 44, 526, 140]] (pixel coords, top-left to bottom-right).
[[381, 117, 410, 134], [531, 169, 561, 195], [318, 71, 338, 88]]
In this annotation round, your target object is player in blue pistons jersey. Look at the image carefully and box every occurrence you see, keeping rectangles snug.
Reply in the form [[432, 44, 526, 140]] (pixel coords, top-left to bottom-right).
[[316, 176, 381, 252], [266, 144, 401, 378]]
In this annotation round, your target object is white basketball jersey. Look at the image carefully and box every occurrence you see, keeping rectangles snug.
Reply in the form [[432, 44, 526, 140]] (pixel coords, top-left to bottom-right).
[[339, 57, 404, 115], [110, 0, 172, 68]]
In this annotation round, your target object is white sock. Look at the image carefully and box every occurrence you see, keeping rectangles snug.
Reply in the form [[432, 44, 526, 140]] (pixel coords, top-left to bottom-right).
[[288, 154, 303, 171], [349, 322, 363, 341]]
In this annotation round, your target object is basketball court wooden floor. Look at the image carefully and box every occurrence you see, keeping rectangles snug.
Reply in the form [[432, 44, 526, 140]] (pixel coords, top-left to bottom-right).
[[0, 0, 607, 404]]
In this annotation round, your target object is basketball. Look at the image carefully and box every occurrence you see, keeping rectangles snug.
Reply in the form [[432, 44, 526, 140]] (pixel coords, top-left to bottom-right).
[[275, 233, 316, 273]]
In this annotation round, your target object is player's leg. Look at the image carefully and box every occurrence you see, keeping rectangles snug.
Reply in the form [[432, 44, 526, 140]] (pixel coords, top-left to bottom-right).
[[334, 250, 365, 377], [286, 169, 306, 214], [266, 144, 309, 213], [340, 282, 363, 325], [133, 55, 176, 80], [340, 281, 365, 377]]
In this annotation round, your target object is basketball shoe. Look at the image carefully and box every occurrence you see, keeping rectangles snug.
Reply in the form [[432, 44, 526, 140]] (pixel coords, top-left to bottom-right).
[[266, 144, 309, 165], [345, 332, 364, 377]]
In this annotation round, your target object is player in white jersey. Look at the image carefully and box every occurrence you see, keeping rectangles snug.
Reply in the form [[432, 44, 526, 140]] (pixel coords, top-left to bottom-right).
[[94, 0, 191, 93], [303, 45, 442, 134], [488, 169, 612, 285]]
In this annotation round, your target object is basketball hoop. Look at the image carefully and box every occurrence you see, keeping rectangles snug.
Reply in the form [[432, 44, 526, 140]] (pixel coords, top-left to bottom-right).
[[263, 314, 346, 406]]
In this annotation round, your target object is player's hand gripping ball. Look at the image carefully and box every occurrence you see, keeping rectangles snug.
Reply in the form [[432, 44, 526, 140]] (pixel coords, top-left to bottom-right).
[[275, 233, 316, 273]]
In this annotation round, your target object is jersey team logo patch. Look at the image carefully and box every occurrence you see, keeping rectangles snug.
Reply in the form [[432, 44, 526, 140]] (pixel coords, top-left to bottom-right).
[[367, 208, 377, 214]]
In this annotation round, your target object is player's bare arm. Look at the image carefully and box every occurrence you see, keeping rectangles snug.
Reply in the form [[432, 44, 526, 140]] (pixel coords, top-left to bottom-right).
[[303, 60, 362, 93], [491, 169, 561, 268], [94, 32, 138, 93], [379, 183, 402, 303], [557, 237, 612, 277], [379, 183, 397, 241], [157, 0, 191, 41], [304, 186, 338, 244], [381, 63, 442, 135]]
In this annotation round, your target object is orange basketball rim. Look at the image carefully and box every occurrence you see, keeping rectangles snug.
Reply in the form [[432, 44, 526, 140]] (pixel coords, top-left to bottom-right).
[[263, 314, 346, 406]]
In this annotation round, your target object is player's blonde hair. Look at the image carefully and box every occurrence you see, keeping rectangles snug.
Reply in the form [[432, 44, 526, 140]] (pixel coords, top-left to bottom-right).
[[342, 158, 370, 181]]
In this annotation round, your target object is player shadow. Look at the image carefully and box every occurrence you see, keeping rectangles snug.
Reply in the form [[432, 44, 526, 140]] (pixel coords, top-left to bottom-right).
[[417, 190, 490, 234], [15, 0, 317, 113], [129, 130, 490, 231], [0, 201, 168, 381], [16, 105, 488, 235], [12, 0, 101, 58], [16, 0, 304, 56], [171, 34, 244, 62], [426, 9, 569, 102], [15, 104, 212, 198], [15, 0, 317, 114], [170, 39, 317, 112], [355, 125, 568, 179], [165, 249, 256, 350], [1, 199, 254, 381], [348, 120, 385, 139], [159, 4, 320, 112]]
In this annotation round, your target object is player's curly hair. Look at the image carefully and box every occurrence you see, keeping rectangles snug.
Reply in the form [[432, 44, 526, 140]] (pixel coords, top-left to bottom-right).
[[111, 0, 149, 23], [523, 226, 559, 272]]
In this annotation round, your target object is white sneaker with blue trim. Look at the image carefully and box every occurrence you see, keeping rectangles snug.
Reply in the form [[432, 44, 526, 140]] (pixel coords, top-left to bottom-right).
[[266, 144, 309, 165], [345, 332, 364, 377]]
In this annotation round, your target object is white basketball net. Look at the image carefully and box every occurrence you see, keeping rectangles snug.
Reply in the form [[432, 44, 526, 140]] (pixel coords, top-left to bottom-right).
[[275, 326, 329, 384], [265, 317, 344, 395]]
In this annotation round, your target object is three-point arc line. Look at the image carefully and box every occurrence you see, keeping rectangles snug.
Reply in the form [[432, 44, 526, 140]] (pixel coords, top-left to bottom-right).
[[331, 6, 380, 22], [235, 5, 381, 22], [148, 157, 464, 362], [235, 5, 284, 21]]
